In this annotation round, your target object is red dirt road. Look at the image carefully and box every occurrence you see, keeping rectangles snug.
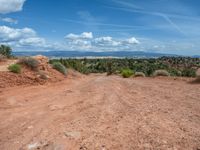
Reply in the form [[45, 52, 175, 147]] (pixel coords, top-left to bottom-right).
[[0, 75, 200, 150]]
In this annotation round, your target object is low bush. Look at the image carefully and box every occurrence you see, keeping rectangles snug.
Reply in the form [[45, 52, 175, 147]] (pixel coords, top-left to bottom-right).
[[182, 68, 196, 77], [106, 61, 114, 75], [52, 62, 67, 75], [50, 57, 200, 77], [135, 72, 146, 77], [8, 64, 21, 73], [153, 70, 170, 77], [121, 69, 134, 78], [169, 69, 182, 77], [0, 45, 12, 58], [18, 57, 39, 70]]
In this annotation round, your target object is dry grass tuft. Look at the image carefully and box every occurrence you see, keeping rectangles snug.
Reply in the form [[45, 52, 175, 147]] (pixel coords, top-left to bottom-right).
[[18, 57, 39, 70], [135, 72, 146, 77], [153, 70, 170, 77]]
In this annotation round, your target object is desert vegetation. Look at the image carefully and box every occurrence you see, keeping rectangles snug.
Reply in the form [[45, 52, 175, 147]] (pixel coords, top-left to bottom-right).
[[0, 45, 12, 58], [135, 72, 146, 77], [52, 62, 67, 75], [8, 64, 21, 74], [18, 57, 39, 70], [153, 69, 170, 77], [121, 69, 134, 78], [50, 57, 200, 77]]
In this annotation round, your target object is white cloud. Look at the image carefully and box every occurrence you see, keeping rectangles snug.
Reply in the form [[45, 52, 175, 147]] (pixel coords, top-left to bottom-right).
[[0, 26, 51, 50], [94, 36, 112, 42], [94, 36, 121, 46], [0, 26, 36, 42], [124, 37, 140, 44], [0, 17, 18, 24], [65, 32, 93, 40], [64, 32, 140, 51], [0, 27, 141, 52], [64, 32, 93, 50], [19, 37, 46, 47], [69, 39, 92, 50], [0, 0, 26, 14]]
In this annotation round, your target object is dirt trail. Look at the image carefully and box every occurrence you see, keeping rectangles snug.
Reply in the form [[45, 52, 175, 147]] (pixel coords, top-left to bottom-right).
[[0, 75, 200, 150]]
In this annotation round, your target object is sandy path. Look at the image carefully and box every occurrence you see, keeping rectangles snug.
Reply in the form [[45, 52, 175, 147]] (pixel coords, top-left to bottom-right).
[[0, 75, 200, 150]]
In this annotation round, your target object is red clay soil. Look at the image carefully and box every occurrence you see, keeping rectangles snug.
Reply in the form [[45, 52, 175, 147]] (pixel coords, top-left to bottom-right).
[[0, 75, 200, 150], [0, 67, 65, 88], [0, 56, 67, 88]]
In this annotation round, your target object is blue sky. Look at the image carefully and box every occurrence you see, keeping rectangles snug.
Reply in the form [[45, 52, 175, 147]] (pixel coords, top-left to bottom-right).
[[0, 0, 200, 55]]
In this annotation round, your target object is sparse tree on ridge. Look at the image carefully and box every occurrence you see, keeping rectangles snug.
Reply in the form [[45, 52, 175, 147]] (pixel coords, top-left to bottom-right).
[[0, 45, 12, 58]]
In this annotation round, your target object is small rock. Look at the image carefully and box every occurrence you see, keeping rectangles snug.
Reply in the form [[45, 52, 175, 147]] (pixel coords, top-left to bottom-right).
[[64, 131, 81, 139], [27, 125, 33, 129], [27, 142, 40, 150]]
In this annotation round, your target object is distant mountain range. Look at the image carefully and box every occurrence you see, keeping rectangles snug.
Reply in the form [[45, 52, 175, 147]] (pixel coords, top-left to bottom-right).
[[13, 51, 199, 58], [13, 51, 176, 58]]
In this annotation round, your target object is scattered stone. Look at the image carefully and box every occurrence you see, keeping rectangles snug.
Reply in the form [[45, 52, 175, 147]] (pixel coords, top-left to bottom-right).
[[27, 125, 33, 129], [64, 131, 81, 139], [32, 55, 49, 71], [27, 142, 40, 150], [27, 141, 49, 150]]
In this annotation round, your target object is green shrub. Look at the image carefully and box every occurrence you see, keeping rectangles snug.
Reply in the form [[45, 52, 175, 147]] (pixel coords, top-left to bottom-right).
[[169, 69, 182, 77], [0, 45, 12, 58], [106, 61, 114, 75], [49, 57, 200, 77], [182, 68, 196, 77], [135, 72, 146, 77], [18, 57, 39, 70], [121, 69, 134, 78], [52, 62, 67, 75], [8, 64, 21, 73], [153, 70, 170, 77]]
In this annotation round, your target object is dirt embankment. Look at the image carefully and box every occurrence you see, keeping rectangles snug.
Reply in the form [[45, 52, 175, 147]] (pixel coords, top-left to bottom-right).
[[0, 74, 200, 150], [0, 56, 71, 88]]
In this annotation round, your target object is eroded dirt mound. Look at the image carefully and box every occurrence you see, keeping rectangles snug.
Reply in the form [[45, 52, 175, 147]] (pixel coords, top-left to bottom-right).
[[0, 56, 77, 88], [0, 71, 45, 88]]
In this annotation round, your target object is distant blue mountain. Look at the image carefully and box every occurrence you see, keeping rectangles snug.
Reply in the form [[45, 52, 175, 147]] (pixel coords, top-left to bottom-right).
[[192, 55, 200, 58], [13, 51, 180, 58]]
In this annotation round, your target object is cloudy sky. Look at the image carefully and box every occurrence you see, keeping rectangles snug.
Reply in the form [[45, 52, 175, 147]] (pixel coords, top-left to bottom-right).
[[0, 0, 200, 55]]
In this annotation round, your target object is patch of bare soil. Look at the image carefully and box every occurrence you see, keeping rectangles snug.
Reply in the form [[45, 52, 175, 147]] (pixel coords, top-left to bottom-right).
[[0, 75, 200, 150]]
